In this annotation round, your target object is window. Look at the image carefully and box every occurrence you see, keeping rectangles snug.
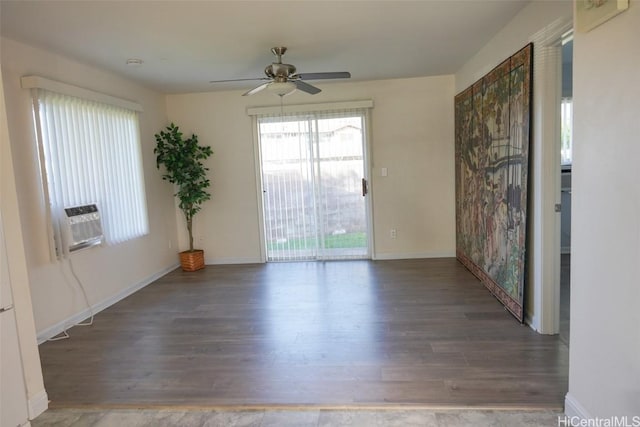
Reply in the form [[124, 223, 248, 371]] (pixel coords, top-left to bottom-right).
[[561, 97, 573, 167], [29, 82, 148, 257]]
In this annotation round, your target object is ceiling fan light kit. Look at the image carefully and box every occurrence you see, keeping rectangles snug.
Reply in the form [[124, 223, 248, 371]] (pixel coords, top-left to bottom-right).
[[210, 46, 351, 97], [266, 81, 297, 97]]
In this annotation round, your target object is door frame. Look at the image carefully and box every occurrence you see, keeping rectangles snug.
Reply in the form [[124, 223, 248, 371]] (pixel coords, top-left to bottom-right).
[[248, 100, 375, 262], [528, 18, 573, 334]]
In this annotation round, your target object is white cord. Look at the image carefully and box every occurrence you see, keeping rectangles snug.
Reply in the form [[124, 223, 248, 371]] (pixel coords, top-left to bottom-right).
[[68, 255, 94, 327], [47, 235, 95, 342], [47, 330, 70, 341]]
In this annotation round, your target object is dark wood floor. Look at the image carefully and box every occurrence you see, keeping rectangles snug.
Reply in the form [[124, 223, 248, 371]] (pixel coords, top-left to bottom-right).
[[560, 254, 571, 346], [39, 258, 568, 408]]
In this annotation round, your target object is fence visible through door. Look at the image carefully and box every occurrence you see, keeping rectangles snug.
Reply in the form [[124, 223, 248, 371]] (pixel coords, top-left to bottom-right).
[[258, 110, 369, 261]]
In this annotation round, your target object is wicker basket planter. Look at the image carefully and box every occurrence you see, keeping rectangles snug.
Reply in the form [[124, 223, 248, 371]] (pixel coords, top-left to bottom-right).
[[179, 249, 205, 272]]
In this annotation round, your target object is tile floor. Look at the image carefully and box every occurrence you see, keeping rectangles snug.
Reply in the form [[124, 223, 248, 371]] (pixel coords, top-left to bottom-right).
[[32, 408, 564, 427]]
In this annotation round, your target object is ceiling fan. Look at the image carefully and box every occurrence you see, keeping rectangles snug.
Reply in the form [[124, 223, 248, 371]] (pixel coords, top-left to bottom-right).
[[210, 47, 351, 96]]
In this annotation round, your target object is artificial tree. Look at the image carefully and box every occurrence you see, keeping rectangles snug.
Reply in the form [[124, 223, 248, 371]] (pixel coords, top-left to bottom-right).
[[154, 123, 213, 269]]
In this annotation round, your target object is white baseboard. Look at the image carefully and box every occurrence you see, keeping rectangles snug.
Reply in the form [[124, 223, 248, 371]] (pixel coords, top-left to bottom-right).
[[206, 255, 461, 264], [28, 389, 48, 419], [565, 392, 592, 424], [372, 251, 455, 261], [524, 312, 541, 332], [205, 257, 263, 265], [205, 254, 458, 264], [37, 263, 179, 343]]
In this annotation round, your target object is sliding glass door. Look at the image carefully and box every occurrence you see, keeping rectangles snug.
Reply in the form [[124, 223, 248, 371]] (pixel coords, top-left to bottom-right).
[[258, 111, 369, 261]]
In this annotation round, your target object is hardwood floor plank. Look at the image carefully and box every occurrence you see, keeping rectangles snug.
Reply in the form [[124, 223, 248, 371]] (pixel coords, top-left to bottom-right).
[[38, 258, 568, 408]]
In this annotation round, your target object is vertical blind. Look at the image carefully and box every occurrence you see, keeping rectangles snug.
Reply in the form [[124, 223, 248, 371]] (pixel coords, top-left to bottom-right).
[[33, 88, 149, 255]]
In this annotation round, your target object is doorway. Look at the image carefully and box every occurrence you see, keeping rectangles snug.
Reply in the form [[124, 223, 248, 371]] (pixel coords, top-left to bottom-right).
[[559, 36, 573, 345], [257, 111, 370, 261]]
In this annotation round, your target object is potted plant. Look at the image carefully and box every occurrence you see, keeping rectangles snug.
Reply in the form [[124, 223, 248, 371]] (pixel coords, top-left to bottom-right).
[[154, 123, 213, 271]]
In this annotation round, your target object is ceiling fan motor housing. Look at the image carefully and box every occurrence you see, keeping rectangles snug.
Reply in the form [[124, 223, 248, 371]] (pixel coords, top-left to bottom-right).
[[265, 63, 296, 81]]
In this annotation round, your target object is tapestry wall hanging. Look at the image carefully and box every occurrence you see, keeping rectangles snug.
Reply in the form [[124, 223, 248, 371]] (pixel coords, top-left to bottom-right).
[[454, 43, 533, 322]]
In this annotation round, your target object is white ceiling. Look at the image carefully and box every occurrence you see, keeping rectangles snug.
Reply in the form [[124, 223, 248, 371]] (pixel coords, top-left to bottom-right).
[[0, 0, 530, 94]]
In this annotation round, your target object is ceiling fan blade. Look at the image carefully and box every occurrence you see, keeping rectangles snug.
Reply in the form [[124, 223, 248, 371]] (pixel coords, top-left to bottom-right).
[[210, 77, 268, 84], [295, 72, 351, 80], [294, 80, 321, 95], [242, 82, 270, 96]]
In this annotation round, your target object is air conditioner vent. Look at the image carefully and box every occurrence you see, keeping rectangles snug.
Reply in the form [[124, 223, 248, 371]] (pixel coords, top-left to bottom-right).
[[62, 204, 103, 253]]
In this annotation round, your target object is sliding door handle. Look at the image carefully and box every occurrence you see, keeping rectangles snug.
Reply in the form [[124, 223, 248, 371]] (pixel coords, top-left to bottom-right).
[[362, 178, 368, 197]]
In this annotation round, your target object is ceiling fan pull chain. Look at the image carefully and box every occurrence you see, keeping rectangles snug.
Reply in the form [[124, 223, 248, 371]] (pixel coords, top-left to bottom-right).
[[280, 94, 284, 116]]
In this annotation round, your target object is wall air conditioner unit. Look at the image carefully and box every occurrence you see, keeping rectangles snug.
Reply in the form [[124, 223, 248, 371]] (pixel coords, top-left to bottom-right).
[[61, 204, 104, 253]]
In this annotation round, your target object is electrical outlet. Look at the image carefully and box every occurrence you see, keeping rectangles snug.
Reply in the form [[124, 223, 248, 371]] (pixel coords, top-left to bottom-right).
[[390, 229, 397, 239]]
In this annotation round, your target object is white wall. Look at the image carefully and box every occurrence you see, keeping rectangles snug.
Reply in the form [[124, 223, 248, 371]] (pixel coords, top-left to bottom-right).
[[166, 76, 456, 263], [567, 1, 640, 418], [0, 61, 47, 419], [456, 1, 572, 92], [1, 37, 178, 337]]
